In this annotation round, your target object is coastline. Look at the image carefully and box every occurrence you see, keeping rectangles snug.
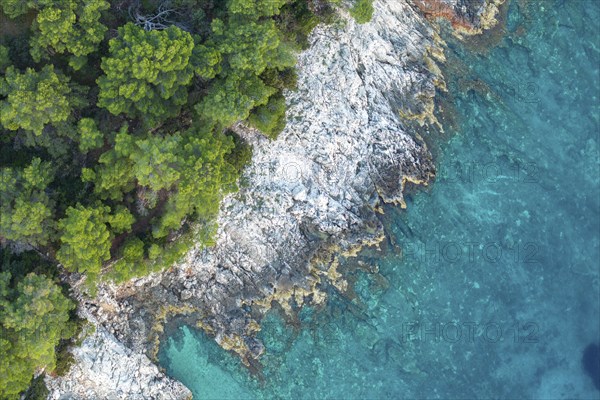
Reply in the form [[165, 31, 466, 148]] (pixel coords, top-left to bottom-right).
[[46, 1, 503, 397]]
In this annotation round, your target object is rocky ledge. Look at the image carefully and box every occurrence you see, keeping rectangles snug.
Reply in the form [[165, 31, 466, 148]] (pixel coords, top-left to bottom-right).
[[46, 315, 191, 400], [47, 0, 502, 398]]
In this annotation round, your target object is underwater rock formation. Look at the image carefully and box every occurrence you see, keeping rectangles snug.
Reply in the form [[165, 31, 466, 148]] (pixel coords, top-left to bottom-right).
[[583, 343, 600, 391]]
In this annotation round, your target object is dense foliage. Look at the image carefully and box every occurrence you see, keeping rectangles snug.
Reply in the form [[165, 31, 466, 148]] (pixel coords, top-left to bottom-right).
[[0, 251, 77, 399], [0, 65, 73, 135], [97, 23, 195, 123], [349, 0, 374, 24], [0, 0, 372, 397]]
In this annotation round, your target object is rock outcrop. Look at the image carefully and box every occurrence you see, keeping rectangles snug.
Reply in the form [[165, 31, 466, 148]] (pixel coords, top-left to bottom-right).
[[413, 0, 505, 34], [90, 0, 440, 361], [46, 316, 191, 400], [47, 0, 501, 398]]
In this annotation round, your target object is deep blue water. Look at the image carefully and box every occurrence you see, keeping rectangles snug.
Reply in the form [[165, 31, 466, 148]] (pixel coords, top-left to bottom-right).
[[159, 1, 600, 398]]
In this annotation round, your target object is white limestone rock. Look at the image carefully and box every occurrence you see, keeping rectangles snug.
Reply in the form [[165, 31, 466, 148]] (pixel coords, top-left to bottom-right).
[[45, 319, 191, 400]]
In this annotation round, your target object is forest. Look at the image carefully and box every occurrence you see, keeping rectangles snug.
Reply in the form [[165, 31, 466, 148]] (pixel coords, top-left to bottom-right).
[[0, 0, 373, 398]]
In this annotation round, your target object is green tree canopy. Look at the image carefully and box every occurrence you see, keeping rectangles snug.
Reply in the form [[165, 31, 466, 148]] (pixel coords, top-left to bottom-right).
[[197, 72, 276, 126], [83, 126, 182, 200], [0, 65, 73, 135], [194, 1, 295, 126], [108, 206, 135, 234], [29, 0, 109, 67], [349, 0, 374, 24], [56, 204, 112, 278], [227, 0, 287, 18], [97, 23, 195, 124], [81, 125, 137, 201], [248, 93, 287, 139], [116, 131, 182, 191], [0, 158, 55, 246], [191, 43, 222, 80], [0, 272, 75, 399], [0, 0, 32, 18], [152, 126, 238, 238], [109, 236, 146, 283], [83, 125, 238, 239], [77, 118, 104, 152]]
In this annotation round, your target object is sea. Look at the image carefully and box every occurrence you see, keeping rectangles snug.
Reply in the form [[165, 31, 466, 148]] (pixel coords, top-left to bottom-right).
[[158, 1, 600, 398]]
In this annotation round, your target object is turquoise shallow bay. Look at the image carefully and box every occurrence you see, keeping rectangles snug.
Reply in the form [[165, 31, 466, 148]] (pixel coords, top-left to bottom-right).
[[159, 1, 600, 398]]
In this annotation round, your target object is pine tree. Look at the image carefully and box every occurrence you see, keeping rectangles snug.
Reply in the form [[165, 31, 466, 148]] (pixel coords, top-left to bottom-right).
[[0, 158, 56, 246], [0, 272, 75, 399], [0, 65, 73, 135], [29, 1, 109, 68], [97, 23, 195, 125], [56, 204, 112, 277]]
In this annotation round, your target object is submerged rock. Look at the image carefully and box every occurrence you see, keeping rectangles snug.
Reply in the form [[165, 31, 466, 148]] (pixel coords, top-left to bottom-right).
[[583, 343, 600, 391], [413, 0, 505, 35]]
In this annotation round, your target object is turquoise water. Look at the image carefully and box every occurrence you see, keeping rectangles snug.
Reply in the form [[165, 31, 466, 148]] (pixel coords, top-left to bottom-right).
[[159, 1, 600, 398]]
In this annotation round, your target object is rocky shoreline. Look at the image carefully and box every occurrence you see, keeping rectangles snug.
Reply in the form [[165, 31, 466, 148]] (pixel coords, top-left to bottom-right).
[[46, 0, 502, 398]]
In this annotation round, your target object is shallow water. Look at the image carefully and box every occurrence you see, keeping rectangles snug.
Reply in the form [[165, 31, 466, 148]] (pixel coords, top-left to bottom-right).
[[159, 1, 600, 398]]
